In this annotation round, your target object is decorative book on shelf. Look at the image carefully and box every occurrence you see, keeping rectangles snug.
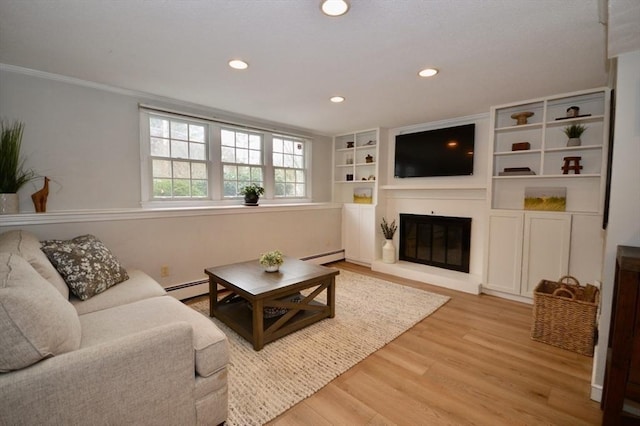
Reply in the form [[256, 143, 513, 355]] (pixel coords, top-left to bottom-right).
[[499, 167, 536, 176]]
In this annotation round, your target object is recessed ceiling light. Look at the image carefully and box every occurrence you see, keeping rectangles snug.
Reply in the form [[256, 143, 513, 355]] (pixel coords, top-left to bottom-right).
[[418, 68, 439, 78], [330, 96, 345, 103], [228, 59, 249, 70], [321, 0, 350, 17]]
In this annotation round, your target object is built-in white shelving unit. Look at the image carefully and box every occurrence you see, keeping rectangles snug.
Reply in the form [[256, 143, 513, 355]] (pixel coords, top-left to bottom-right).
[[333, 128, 386, 265], [484, 88, 611, 299]]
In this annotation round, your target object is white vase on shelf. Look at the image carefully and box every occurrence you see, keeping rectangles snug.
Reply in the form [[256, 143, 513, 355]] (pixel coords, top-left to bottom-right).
[[382, 239, 396, 264]]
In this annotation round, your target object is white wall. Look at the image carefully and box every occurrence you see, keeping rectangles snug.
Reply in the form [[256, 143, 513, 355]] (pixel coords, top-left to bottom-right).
[[592, 50, 640, 396], [0, 67, 341, 292], [0, 206, 342, 289], [0, 67, 333, 211]]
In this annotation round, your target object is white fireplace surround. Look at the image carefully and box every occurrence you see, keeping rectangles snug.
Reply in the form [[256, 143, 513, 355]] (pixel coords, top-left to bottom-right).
[[372, 259, 482, 295], [372, 185, 486, 295]]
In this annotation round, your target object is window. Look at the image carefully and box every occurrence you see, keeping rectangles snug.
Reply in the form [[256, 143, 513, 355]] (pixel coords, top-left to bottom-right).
[[140, 108, 311, 206], [221, 128, 264, 197], [273, 136, 306, 198], [149, 115, 208, 199]]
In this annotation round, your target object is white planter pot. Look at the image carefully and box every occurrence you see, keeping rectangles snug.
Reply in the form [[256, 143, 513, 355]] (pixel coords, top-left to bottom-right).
[[263, 264, 280, 272], [567, 137, 581, 147], [382, 239, 396, 264], [0, 193, 19, 214]]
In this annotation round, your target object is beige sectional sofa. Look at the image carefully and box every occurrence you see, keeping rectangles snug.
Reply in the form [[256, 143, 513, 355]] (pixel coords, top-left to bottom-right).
[[0, 230, 229, 425]]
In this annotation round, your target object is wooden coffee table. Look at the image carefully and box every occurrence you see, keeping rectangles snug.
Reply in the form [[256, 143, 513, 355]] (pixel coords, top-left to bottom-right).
[[204, 257, 339, 350]]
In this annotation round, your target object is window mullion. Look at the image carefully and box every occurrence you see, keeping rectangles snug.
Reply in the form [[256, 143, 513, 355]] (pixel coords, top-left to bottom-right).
[[263, 134, 273, 199]]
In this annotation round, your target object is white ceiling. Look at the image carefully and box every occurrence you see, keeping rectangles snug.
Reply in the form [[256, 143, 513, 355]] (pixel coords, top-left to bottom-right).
[[0, 0, 615, 135]]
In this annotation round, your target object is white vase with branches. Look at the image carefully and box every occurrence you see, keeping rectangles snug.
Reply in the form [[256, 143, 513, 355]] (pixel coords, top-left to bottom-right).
[[380, 217, 397, 264]]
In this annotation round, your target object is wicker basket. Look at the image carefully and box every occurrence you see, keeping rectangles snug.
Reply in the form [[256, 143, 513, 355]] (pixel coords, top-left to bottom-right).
[[531, 275, 600, 356]]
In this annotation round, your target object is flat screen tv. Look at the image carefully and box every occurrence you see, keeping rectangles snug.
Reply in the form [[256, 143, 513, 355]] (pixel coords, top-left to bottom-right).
[[394, 123, 475, 178]]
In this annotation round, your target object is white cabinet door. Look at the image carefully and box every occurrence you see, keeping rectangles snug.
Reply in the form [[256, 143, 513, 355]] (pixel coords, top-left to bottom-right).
[[484, 212, 524, 295], [358, 205, 375, 264], [343, 204, 360, 261], [521, 213, 572, 297], [342, 204, 375, 265]]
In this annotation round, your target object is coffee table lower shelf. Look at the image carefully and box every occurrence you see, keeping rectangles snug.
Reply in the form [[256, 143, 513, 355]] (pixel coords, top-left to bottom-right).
[[213, 299, 329, 350]]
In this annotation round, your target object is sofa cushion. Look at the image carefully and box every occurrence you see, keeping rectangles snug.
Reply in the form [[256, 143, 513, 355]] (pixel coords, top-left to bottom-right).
[[79, 296, 228, 377], [71, 269, 167, 315], [0, 253, 81, 372], [0, 230, 69, 299], [40, 234, 129, 301]]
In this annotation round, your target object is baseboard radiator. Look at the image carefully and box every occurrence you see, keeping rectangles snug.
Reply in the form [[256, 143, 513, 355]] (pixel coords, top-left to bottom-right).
[[167, 250, 345, 300]]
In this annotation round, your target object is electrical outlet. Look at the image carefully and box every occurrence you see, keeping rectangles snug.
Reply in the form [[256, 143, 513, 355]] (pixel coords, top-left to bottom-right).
[[160, 265, 170, 277]]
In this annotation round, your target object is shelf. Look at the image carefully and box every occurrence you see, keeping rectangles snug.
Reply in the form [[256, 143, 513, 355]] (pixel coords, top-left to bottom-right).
[[335, 180, 376, 184], [355, 162, 376, 166], [495, 122, 543, 132], [490, 88, 609, 212], [546, 114, 605, 126], [336, 147, 354, 152], [494, 149, 542, 156], [544, 145, 602, 153], [335, 164, 353, 168], [381, 184, 487, 190], [356, 144, 376, 150], [493, 173, 601, 179]]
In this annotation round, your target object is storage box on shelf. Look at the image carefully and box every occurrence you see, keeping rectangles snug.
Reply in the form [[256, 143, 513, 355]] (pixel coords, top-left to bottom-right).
[[484, 88, 610, 299]]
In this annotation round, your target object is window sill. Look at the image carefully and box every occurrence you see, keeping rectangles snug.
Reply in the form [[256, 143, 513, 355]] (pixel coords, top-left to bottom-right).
[[0, 202, 342, 226]]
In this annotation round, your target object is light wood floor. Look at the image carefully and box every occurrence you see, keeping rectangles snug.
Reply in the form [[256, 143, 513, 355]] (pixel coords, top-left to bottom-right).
[[263, 261, 603, 425]]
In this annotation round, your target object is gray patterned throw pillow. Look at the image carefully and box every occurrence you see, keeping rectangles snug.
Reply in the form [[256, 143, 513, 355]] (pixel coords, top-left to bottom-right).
[[40, 235, 129, 301]]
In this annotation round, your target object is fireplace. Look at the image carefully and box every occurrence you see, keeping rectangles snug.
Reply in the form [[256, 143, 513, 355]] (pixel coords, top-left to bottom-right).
[[399, 214, 471, 273]]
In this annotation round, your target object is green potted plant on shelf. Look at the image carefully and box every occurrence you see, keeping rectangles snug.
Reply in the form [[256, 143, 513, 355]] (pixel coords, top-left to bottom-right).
[[0, 120, 36, 214], [563, 123, 587, 147], [259, 250, 284, 272], [380, 217, 398, 264], [239, 184, 265, 206]]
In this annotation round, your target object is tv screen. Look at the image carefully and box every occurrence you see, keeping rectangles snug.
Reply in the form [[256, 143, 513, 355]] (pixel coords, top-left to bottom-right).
[[394, 123, 475, 178]]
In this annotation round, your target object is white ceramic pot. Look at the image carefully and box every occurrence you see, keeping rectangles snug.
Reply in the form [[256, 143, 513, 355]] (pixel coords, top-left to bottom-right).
[[264, 264, 280, 272], [382, 239, 396, 264], [567, 137, 581, 147], [0, 193, 19, 214]]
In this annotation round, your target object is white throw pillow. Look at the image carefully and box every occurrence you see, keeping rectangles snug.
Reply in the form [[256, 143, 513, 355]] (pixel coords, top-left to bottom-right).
[[0, 230, 69, 299], [0, 253, 81, 372]]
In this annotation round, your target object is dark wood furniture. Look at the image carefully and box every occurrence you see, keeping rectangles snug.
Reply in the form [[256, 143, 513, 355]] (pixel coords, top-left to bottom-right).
[[602, 245, 640, 425], [204, 257, 339, 351]]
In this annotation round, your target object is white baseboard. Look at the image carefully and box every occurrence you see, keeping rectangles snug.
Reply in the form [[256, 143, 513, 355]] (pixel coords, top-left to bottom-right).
[[590, 383, 602, 402], [481, 288, 534, 305], [167, 281, 209, 301]]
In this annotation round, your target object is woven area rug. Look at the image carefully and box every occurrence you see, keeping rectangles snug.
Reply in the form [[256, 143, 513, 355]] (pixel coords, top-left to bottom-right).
[[190, 268, 449, 426]]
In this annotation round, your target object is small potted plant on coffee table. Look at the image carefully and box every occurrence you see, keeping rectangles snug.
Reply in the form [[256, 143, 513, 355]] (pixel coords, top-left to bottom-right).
[[240, 184, 265, 206], [259, 250, 284, 272]]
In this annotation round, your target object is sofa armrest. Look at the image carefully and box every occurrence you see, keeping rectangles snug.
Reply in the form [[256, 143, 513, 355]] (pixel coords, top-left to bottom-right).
[[0, 322, 197, 426]]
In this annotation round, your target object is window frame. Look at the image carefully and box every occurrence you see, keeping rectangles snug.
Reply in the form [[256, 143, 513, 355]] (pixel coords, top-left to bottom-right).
[[140, 109, 312, 208], [272, 134, 308, 199]]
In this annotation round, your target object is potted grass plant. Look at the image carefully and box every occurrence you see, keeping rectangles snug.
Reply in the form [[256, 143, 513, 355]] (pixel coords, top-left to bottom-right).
[[380, 217, 398, 264], [563, 123, 587, 147], [0, 121, 35, 214]]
